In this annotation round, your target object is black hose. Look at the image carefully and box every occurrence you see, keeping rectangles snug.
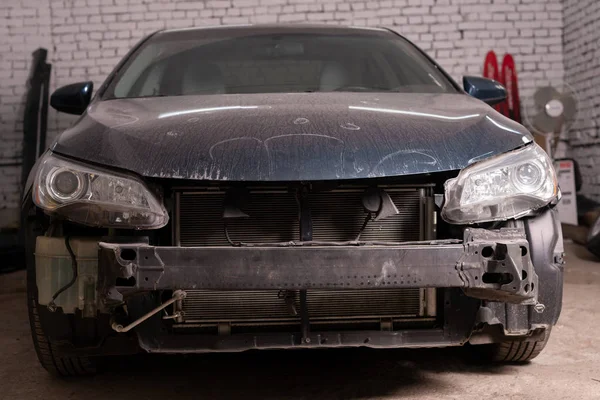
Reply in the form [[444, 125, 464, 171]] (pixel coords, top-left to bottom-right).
[[224, 223, 241, 247], [355, 213, 372, 241], [50, 236, 78, 303]]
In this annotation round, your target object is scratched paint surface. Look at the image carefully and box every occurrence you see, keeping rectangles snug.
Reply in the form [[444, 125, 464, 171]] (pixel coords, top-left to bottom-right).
[[52, 92, 532, 181]]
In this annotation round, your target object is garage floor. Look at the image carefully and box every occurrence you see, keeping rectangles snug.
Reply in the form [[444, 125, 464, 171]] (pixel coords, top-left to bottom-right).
[[1, 243, 599, 400]]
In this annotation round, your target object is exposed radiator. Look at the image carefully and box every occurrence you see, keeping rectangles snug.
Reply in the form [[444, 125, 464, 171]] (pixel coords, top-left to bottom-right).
[[308, 189, 423, 242], [176, 185, 431, 246], [176, 288, 430, 327]]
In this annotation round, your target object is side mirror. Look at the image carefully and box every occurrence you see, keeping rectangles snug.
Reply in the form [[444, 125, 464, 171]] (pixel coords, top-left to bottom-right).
[[463, 76, 506, 106], [50, 81, 93, 115]]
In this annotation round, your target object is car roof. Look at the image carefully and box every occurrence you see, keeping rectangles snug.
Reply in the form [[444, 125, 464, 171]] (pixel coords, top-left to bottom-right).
[[157, 24, 394, 38]]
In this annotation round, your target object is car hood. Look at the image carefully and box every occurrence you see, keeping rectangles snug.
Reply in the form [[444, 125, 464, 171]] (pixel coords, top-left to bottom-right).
[[52, 93, 532, 181]]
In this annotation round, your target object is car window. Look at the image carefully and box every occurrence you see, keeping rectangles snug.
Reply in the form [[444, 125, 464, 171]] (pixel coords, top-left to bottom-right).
[[107, 32, 457, 98]]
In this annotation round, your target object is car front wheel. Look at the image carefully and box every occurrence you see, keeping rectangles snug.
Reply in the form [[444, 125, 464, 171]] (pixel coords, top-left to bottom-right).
[[476, 331, 552, 363], [25, 215, 97, 377], [27, 287, 97, 377]]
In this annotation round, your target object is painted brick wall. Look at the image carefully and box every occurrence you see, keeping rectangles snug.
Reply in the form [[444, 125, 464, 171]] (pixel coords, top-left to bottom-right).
[[0, 0, 565, 217], [564, 0, 600, 202]]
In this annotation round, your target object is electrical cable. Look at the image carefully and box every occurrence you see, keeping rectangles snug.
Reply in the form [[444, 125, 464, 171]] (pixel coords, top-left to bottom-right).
[[355, 213, 372, 241], [224, 223, 241, 247], [49, 236, 78, 308]]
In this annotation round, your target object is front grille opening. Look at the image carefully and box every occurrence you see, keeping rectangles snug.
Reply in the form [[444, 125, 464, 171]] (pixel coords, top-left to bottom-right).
[[171, 183, 438, 335], [176, 184, 432, 246]]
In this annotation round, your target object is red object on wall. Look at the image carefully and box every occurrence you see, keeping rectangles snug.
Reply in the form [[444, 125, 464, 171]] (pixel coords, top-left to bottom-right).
[[483, 51, 499, 81], [482, 51, 506, 114], [500, 54, 522, 123]]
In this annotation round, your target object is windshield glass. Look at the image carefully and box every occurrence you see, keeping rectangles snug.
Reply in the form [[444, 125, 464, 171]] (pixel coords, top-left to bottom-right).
[[105, 30, 457, 98]]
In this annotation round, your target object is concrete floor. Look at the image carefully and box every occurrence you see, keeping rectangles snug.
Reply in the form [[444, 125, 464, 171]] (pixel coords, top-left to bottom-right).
[[1, 243, 599, 400]]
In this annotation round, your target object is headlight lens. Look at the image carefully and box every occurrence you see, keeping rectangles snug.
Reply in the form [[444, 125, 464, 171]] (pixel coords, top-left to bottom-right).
[[514, 162, 542, 190], [442, 143, 558, 224], [47, 168, 87, 201], [33, 152, 168, 229]]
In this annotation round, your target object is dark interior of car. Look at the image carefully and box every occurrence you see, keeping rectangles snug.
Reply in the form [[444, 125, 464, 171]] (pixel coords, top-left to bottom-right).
[[115, 34, 452, 97]]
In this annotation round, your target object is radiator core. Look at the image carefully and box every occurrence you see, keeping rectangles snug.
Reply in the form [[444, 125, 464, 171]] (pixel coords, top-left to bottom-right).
[[176, 186, 428, 246]]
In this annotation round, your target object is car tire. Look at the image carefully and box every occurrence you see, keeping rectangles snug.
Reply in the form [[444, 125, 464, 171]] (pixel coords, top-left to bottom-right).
[[27, 289, 97, 377], [476, 331, 551, 363], [25, 214, 97, 377]]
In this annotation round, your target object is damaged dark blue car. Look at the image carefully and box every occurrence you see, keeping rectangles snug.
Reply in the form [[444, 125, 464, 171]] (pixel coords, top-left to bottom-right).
[[23, 25, 563, 376]]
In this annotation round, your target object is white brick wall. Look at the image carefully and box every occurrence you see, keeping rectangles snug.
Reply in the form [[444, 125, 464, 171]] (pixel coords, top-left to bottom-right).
[[564, 0, 600, 202], [0, 1, 52, 215], [0, 0, 565, 215]]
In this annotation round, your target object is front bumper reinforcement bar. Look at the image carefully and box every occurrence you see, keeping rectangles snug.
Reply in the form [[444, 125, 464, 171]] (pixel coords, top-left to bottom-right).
[[99, 228, 538, 306]]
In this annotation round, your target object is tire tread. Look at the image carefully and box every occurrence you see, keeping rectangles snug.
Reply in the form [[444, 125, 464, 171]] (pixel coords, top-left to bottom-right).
[[485, 332, 550, 363], [27, 277, 96, 377]]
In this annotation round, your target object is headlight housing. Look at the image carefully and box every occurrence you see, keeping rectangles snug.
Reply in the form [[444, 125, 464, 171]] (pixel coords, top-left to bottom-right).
[[33, 152, 168, 229], [442, 143, 558, 224]]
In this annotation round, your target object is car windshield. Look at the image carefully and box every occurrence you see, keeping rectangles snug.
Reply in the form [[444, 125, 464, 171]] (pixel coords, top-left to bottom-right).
[[105, 29, 457, 99]]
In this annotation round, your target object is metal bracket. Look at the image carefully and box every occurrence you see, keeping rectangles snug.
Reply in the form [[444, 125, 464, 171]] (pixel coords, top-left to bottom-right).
[[162, 311, 184, 320], [111, 290, 187, 333], [458, 228, 538, 304]]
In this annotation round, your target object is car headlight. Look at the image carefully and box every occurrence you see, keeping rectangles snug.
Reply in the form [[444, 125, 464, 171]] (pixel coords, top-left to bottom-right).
[[442, 143, 558, 224], [33, 152, 168, 229]]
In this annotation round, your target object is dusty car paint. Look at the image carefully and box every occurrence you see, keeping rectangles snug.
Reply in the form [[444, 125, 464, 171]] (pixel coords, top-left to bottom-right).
[[52, 92, 531, 182]]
